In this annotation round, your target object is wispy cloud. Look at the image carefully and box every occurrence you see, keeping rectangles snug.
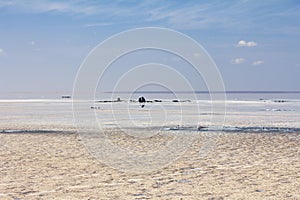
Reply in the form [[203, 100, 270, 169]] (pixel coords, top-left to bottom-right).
[[252, 60, 264, 66], [1, 0, 299, 34], [84, 22, 114, 27], [0, 48, 4, 55], [0, 0, 110, 16], [231, 58, 245, 64], [0, 1, 13, 7], [145, 2, 239, 30], [237, 40, 257, 47], [0, 1, 258, 30]]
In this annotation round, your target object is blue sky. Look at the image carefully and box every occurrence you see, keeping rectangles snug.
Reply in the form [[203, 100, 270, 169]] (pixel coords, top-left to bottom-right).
[[0, 0, 299, 96]]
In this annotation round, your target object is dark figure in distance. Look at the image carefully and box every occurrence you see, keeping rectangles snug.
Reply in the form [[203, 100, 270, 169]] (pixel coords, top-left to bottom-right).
[[138, 96, 146, 108]]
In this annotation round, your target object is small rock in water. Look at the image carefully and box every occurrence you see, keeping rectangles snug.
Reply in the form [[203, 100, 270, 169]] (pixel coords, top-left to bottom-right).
[[153, 99, 162, 102], [61, 95, 71, 99], [273, 99, 287, 103], [91, 106, 100, 109], [197, 126, 206, 130]]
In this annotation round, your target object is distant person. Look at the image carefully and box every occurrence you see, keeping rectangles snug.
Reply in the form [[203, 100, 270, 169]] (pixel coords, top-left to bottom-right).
[[138, 96, 146, 108]]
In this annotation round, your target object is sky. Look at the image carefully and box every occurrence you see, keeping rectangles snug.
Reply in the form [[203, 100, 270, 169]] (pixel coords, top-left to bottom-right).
[[0, 0, 300, 97]]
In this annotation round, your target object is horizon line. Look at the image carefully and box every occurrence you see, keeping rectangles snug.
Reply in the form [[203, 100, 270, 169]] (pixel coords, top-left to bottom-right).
[[103, 90, 300, 94]]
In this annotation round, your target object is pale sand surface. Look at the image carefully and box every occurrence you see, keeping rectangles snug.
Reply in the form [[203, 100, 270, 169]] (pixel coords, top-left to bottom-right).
[[0, 131, 299, 200], [0, 100, 299, 199]]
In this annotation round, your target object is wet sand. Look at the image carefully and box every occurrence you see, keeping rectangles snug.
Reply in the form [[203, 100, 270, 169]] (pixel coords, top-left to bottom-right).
[[0, 131, 299, 200]]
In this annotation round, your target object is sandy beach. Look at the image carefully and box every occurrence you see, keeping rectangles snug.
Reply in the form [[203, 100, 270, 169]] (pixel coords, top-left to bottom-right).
[[0, 130, 299, 199], [0, 100, 299, 199]]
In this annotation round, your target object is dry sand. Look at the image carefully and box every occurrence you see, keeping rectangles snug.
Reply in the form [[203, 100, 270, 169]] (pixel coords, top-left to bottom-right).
[[0, 130, 299, 200]]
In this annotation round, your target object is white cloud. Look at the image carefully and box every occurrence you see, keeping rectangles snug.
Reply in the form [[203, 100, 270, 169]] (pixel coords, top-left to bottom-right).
[[252, 60, 264, 65], [0, 48, 4, 55], [30, 41, 35, 45], [231, 58, 245, 64], [237, 40, 257, 47]]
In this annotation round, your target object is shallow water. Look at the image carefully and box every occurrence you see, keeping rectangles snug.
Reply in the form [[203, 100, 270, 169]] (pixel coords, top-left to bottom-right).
[[0, 97, 300, 133]]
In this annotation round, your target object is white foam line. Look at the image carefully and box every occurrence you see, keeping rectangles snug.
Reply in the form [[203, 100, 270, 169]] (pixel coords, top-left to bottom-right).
[[127, 178, 145, 182]]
